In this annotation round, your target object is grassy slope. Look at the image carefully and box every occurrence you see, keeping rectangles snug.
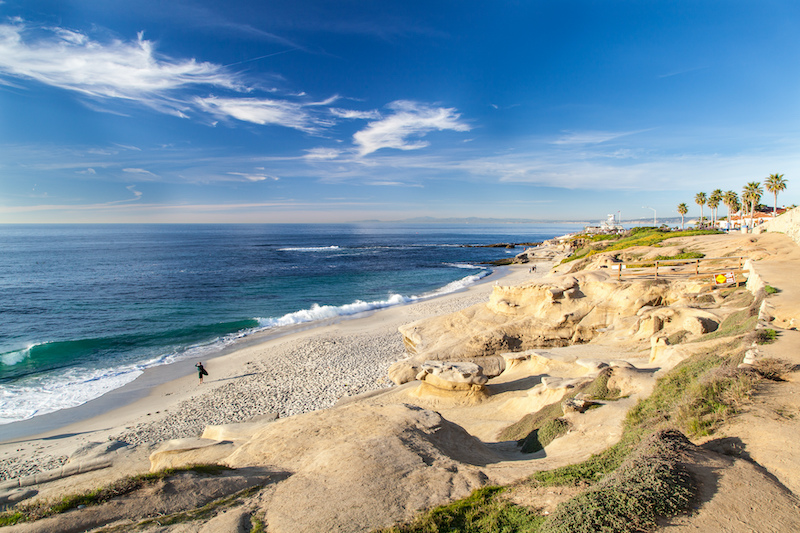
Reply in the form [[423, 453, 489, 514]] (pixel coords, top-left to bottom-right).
[[377, 229, 768, 533]]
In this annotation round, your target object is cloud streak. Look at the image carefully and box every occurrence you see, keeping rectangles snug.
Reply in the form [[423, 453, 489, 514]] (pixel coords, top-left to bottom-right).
[[195, 96, 333, 132], [353, 101, 470, 156], [551, 129, 653, 145], [0, 22, 242, 116]]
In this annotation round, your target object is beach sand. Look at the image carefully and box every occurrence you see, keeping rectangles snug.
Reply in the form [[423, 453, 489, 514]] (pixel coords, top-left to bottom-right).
[[0, 263, 544, 481]]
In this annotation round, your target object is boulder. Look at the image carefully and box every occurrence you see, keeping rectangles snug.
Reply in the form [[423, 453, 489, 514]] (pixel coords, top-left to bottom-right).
[[149, 438, 237, 472], [683, 316, 719, 335], [562, 396, 593, 413], [415, 361, 488, 391], [388, 360, 421, 385], [224, 403, 501, 533], [575, 359, 609, 373], [202, 421, 275, 442]]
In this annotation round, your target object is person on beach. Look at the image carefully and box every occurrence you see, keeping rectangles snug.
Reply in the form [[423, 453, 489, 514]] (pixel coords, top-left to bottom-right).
[[195, 362, 208, 384]]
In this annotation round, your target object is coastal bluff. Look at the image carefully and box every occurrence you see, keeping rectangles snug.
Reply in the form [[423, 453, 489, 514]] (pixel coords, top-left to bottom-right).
[[4, 231, 800, 532]]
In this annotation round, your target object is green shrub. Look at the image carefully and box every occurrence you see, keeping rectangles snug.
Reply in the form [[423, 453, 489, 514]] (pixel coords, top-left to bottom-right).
[[695, 307, 757, 342], [500, 369, 619, 450], [0, 464, 232, 525], [755, 328, 778, 344], [625, 350, 756, 437], [539, 430, 695, 533], [581, 368, 621, 401], [379, 486, 544, 533], [561, 229, 720, 265], [520, 418, 570, 453]]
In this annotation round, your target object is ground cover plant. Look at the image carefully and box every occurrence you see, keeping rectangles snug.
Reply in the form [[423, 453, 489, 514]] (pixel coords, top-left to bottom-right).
[[498, 368, 620, 453], [537, 430, 695, 533], [377, 301, 765, 533], [96, 485, 263, 533], [562, 228, 720, 264], [377, 486, 544, 533], [0, 464, 232, 526]]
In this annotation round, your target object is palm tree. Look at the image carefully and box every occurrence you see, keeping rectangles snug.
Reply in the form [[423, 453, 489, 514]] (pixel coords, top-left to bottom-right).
[[695, 192, 707, 227], [677, 203, 688, 230], [764, 173, 788, 217], [708, 189, 722, 227], [723, 190, 739, 229], [742, 181, 764, 230]]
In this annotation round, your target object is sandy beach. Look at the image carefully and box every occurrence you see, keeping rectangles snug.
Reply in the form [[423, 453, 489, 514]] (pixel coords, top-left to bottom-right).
[[0, 263, 542, 481]]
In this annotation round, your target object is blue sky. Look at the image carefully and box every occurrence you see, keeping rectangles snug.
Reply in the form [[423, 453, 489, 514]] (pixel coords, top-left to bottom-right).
[[1, 0, 799, 223]]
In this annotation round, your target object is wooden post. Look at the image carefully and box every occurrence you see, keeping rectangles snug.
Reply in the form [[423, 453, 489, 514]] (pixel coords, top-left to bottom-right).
[[618, 263, 622, 281], [695, 259, 699, 275], [655, 260, 659, 279]]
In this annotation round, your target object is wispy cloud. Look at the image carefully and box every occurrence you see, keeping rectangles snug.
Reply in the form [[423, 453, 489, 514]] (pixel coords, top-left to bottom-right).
[[122, 167, 158, 178], [0, 22, 242, 115], [353, 101, 470, 156], [125, 185, 143, 200], [330, 108, 381, 120], [551, 129, 652, 145], [195, 96, 334, 132], [364, 180, 425, 187], [304, 148, 343, 160], [226, 171, 279, 182]]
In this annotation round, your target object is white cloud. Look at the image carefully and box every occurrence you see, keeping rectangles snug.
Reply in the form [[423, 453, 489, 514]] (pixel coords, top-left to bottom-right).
[[0, 22, 242, 115], [126, 185, 143, 199], [353, 101, 470, 156], [552, 130, 651, 145], [76, 168, 96, 175], [122, 167, 158, 177], [114, 143, 142, 151], [227, 172, 279, 182], [364, 180, 424, 187], [195, 96, 329, 132], [304, 147, 343, 160], [329, 108, 381, 120]]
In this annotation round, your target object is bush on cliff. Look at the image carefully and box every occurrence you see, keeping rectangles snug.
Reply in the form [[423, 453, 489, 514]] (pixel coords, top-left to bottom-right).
[[499, 368, 620, 452], [562, 228, 720, 264], [538, 430, 695, 533], [378, 486, 544, 533]]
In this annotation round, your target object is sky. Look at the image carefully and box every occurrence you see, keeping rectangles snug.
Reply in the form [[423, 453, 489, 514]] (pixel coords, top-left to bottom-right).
[[1, 0, 800, 223]]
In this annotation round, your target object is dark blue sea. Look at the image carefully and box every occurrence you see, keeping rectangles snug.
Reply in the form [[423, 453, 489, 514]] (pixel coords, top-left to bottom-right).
[[0, 223, 579, 425]]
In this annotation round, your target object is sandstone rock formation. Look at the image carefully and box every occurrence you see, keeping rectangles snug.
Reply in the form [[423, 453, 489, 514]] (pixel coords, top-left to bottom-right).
[[390, 270, 724, 385], [203, 403, 498, 533]]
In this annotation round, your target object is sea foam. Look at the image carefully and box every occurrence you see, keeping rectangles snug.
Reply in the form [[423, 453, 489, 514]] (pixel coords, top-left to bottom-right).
[[0, 269, 491, 426]]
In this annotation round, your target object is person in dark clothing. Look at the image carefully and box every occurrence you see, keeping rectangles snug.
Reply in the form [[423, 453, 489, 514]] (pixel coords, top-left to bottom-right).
[[195, 362, 208, 384]]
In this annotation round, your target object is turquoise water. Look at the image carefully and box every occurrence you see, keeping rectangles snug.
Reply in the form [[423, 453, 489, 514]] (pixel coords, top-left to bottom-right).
[[0, 223, 579, 424]]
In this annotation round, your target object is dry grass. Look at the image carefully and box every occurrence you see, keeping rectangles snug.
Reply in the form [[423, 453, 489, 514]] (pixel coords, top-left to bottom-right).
[[752, 357, 795, 381]]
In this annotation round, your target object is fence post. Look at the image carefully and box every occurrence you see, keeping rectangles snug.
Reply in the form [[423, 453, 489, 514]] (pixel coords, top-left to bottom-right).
[[655, 260, 659, 279], [695, 259, 699, 275]]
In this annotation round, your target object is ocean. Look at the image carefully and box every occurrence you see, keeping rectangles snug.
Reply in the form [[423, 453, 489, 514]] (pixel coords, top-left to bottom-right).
[[0, 223, 579, 425]]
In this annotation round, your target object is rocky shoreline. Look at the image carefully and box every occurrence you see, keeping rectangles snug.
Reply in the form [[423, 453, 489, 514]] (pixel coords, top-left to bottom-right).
[[0, 261, 528, 482]]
